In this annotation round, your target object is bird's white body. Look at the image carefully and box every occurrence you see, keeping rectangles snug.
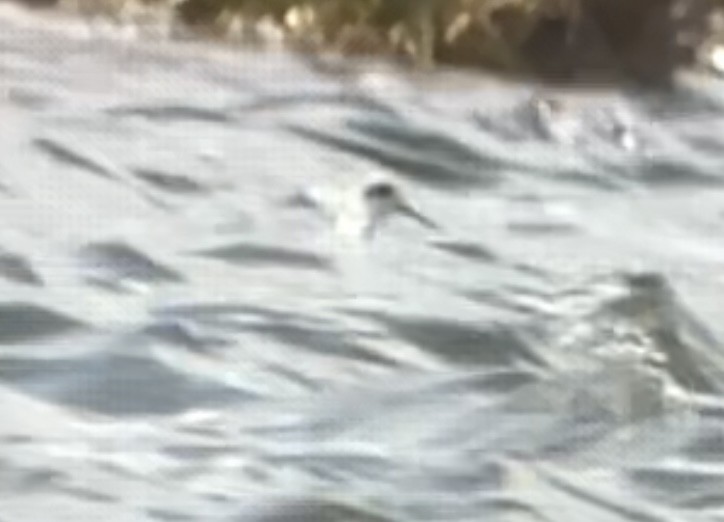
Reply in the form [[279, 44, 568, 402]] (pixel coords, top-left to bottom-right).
[[292, 174, 436, 240], [533, 97, 583, 145]]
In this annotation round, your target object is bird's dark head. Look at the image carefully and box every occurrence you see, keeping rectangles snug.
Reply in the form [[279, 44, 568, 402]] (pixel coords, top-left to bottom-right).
[[362, 179, 438, 233], [363, 181, 398, 203]]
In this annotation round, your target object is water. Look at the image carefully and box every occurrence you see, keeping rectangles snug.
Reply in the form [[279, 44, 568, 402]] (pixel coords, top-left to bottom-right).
[[2, 5, 724, 521]]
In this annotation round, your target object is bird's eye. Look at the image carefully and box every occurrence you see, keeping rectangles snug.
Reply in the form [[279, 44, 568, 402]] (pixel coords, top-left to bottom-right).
[[364, 182, 395, 200]]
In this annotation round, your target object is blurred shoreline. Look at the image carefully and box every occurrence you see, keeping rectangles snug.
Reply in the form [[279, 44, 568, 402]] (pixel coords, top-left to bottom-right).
[[5, 0, 724, 86]]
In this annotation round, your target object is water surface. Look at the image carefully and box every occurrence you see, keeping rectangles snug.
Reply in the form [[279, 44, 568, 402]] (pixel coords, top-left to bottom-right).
[[2, 6, 724, 521]]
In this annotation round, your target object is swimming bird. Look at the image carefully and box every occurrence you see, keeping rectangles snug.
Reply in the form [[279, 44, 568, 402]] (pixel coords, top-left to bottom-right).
[[288, 175, 438, 239], [530, 95, 582, 145], [531, 94, 639, 152]]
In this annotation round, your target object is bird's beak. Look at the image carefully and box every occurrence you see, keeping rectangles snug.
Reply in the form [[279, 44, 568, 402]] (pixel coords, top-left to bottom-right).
[[397, 201, 439, 230]]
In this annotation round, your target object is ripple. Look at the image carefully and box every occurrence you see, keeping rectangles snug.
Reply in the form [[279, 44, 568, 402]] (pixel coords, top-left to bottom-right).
[[138, 320, 231, 354], [0, 304, 85, 343], [236, 92, 399, 119], [33, 136, 122, 181], [146, 508, 196, 522], [0, 354, 253, 415], [635, 157, 724, 186], [77, 241, 183, 291], [133, 168, 210, 196], [231, 497, 398, 522], [286, 117, 499, 189], [0, 250, 42, 286], [193, 242, 331, 271], [106, 104, 233, 123], [360, 312, 542, 368], [430, 240, 498, 263]]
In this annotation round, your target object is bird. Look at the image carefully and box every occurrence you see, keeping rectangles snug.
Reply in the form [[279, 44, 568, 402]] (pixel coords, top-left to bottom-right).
[[530, 95, 582, 145], [530, 94, 639, 152], [287, 174, 438, 239]]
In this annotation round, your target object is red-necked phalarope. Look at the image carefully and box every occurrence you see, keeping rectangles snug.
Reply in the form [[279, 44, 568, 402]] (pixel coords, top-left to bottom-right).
[[291, 174, 438, 239]]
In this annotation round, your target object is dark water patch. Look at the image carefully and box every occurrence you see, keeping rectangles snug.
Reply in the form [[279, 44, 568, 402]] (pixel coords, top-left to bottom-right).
[[463, 288, 544, 317], [680, 423, 724, 463], [242, 402, 367, 440], [6, 87, 54, 110], [506, 221, 580, 235], [531, 167, 629, 191], [634, 158, 723, 186], [627, 465, 724, 508], [152, 303, 331, 340], [133, 168, 210, 196], [508, 262, 553, 280], [0, 250, 42, 286], [686, 137, 724, 159], [532, 407, 622, 458], [0, 354, 253, 415], [245, 322, 397, 369], [361, 313, 542, 368], [677, 125, 724, 157], [415, 368, 540, 399], [281, 190, 323, 211], [193, 242, 331, 271], [0, 465, 63, 493], [138, 320, 232, 354], [263, 361, 324, 392], [0, 435, 33, 445], [236, 92, 399, 119], [231, 497, 397, 522], [0, 178, 12, 196], [33, 137, 122, 181], [212, 210, 256, 235], [58, 484, 118, 504], [105, 104, 233, 123], [0, 304, 85, 343], [152, 304, 311, 333], [77, 241, 183, 291], [649, 328, 722, 395], [676, 492, 724, 510], [286, 119, 500, 189], [93, 460, 148, 482], [430, 240, 498, 263], [472, 108, 534, 142], [346, 118, 488, 168], [260, 451, 392, 485], [146, 508, 197, 522], [397, 458, 507, 497], [205, 492, 234, 505], [538, 467, 665, 522], [477, 497, 543, 520], [154, 303, 266, 321], [153, 300, 397, 369], [161, 443, 230, 461]]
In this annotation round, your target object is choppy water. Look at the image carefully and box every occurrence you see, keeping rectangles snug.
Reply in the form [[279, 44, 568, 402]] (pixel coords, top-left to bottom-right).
[[2, 5, 724, 521]]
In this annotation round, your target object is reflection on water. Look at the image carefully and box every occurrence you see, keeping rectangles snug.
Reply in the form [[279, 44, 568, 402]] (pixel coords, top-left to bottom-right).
[[2, 7, 724, 522]]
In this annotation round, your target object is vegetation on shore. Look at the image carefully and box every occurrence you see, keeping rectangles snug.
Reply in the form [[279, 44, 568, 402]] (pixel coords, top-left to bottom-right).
[[170, 0, 580, 70], [17, 0, 724, 83]]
